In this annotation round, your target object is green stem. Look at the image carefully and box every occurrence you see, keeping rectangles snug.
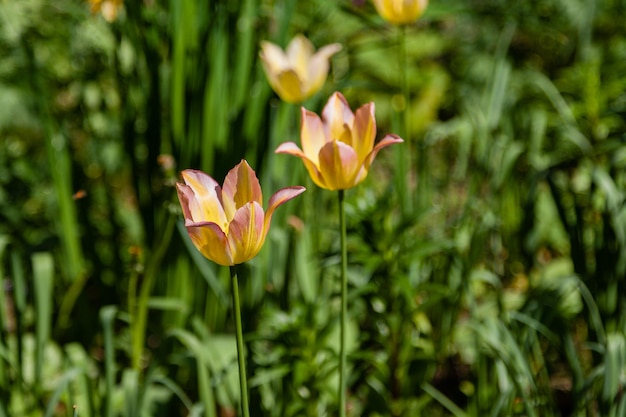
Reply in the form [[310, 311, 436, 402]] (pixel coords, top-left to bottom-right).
[[338, 190, 348, 417], [131, 214, 175, 371], [230, 266, 250, 417]]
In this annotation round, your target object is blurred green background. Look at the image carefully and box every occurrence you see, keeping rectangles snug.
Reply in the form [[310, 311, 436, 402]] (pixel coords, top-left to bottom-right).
[[1, 0, 625, 416]]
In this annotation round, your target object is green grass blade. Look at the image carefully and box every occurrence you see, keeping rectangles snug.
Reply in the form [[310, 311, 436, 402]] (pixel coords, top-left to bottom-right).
[[232, 0, 257, 114], [602, 332, 625, 405], [203, 13, 230, 170], [100, 306, 117, 417], [32, 252, 54, 386], [43, 368, 80, 417], [170, 0, 186, 149], [169, 329, 217, 417], [422, 382, 469, 417]]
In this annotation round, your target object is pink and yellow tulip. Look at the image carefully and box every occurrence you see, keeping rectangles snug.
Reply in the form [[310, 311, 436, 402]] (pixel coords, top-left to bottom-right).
[[176, 160, 305, 266], [275, 92, 403, 191], [372, 0, 428, 25], [260, 34, 341, 104]]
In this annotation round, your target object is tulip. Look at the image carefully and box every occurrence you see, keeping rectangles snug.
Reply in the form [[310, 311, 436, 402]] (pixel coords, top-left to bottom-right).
[[275, 92, 403, 191], [177, 160, 305, 266], [260, 34, 342, 104], [88, 0, 123, 22], [372, 0, 428, 25]]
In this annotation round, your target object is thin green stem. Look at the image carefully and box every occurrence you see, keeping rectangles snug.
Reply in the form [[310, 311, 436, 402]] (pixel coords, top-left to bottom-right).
[[230, 265, 250, 417], [338, 190, 348, 417], [131, 214, 175, 371]]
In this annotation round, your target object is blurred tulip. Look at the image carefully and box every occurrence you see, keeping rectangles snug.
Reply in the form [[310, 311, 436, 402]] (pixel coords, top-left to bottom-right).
[[88, 0, 123, 22], [372, 0, 428, 25], [276, 92, 403, 190], [260, 34, 341, 103], [177, 160, 305, 266]]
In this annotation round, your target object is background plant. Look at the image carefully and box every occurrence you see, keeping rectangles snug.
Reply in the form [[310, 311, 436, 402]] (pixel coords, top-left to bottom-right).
[[0, 0, 624, 416]]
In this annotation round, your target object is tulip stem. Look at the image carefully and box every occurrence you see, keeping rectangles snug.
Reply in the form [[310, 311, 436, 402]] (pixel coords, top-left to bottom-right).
[[230, 265, 250, 417], [338, 190, 348, 417]]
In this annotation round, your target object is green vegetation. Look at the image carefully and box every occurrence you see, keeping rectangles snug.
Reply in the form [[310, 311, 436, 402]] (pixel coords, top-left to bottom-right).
[[0, 0, 625, 416]]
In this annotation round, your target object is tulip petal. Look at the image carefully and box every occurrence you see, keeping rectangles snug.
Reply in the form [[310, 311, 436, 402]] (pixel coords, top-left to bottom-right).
[[364, 134, 404, 170], [286, 34, 315, 80], [322, 92, 354, 145], [275, 69, 306, 103], [179, 170, 228, 228], [307, 43, 341, 98], [227, 202, 265, 265], [352, 102, 377, 163], [300, 108, 327, 166], [176, 183, 197, 223], [318, 140, 360, 190], [259, 41, 289, 73], [275, 142, 328, 189], [222, 160, 263, 221], [265, 186, 307, 234], [260, 42, 306, 103], [373, 0, 427, 24], [261, 35, 339, 104], [184, 220, 233, 266]]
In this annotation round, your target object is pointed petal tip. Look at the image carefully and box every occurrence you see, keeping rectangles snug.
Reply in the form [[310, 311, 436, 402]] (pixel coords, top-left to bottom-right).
[[381, 133, 404, 144], [288, 185, 306, 195], [266, 186, 307, 219], [237, 159, 252, 170], [315, 43, 342, 58], [275, 141, 303, 155], [273, 185, 307, 201]]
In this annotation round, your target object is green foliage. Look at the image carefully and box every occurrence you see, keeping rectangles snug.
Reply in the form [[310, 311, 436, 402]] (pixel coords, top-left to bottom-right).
[[0, 0, 625, 416]]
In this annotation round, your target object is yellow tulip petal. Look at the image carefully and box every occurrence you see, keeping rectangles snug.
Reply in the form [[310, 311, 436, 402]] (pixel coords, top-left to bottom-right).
[[322, 92, 354, 145], [222, 160, 263, 221], [179, 170, 228, 227], [260, 42, 307, 103], [373, 0, 428, 25], [227, 202, 265, 265], [275, 142, 328, 189], [352, 102, 377, 163], [364, 133, 404, 170], [265, 186, 307, 234], [185, 221, 233, 266], [259, 41, 289, 73], [275, 69, 306, 103], [261, 35, 340, 104], [301, 107, 328, 165], [307, 43, 342, 97], [318, 140, 360, 190], [286, 34, 315, 80]]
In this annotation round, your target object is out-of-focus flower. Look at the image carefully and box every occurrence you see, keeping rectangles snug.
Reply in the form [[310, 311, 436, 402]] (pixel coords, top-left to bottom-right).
[[88, 0, 123, 22], [157, 154, 176, 172], [276, 92, 403, 191], [260, 34, 341, 104], [176, 160, 305, 266], [372, 0, 428, 25]]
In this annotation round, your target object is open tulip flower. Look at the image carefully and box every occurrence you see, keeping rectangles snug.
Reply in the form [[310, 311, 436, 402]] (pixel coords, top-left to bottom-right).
[[372, 0, 428, 25], [260, 34, 341, 104], [176, 160, 305, 266], [275, 92, 404, 191]]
